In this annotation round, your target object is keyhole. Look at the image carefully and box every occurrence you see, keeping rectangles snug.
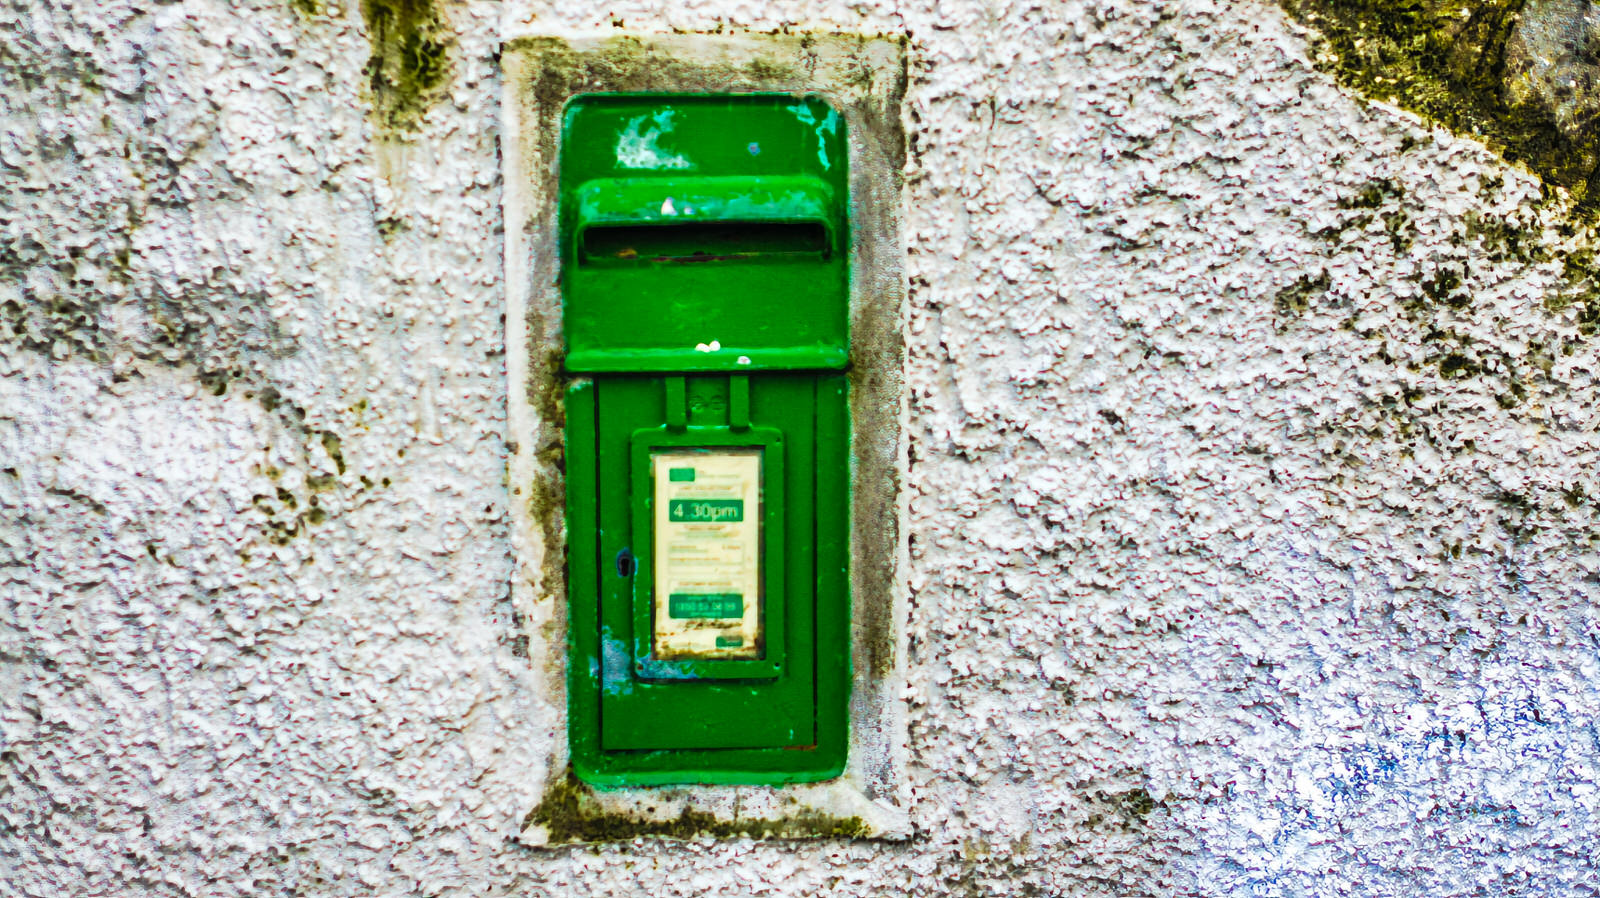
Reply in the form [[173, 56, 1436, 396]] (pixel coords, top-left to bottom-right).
[[615, 547, 636, 578]]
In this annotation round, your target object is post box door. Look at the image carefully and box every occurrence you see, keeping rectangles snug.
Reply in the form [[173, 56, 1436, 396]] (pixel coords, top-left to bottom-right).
[[594, 375, 816, 751]]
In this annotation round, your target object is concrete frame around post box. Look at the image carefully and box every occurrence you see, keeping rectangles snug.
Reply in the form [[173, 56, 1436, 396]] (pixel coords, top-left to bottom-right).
[[501, 32, 910, 844]]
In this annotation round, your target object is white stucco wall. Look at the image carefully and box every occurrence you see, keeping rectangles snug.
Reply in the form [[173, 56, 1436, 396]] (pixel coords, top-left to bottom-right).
[[5, 1, 1600, 895]]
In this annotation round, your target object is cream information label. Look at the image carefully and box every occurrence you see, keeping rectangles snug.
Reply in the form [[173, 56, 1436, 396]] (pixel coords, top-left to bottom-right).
[[651, 450, 763, 660]]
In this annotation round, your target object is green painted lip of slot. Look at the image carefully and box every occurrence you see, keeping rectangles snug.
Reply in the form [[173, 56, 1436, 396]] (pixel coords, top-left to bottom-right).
[[572, 175, 836, 230], [564, 346, 849, 374]]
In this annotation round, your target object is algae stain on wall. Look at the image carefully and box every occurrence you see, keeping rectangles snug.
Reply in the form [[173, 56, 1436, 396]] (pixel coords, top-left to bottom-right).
[[1279, 0, 1600, 212], [361, 0, 451, 133], [1277, 0, 1600, 413], [522, 772, 869, 845]]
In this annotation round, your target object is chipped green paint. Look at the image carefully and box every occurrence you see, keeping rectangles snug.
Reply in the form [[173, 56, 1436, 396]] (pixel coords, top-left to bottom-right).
[[361, 0, 451, 134], [1279, 0, 1600, 213], [524, 772, 870, 844]]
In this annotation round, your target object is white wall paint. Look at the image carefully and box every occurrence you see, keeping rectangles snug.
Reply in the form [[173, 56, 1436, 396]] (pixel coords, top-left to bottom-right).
[[5, 0, 1600, 895]]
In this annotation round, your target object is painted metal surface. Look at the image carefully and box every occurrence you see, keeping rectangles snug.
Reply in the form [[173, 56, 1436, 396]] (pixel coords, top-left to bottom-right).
[[559, 94, 849, 373], [561, 93, 852, 785], [566, 374, 849, 784]]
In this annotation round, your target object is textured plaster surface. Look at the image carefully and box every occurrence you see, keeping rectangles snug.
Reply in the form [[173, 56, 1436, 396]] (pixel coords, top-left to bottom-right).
[[5, 0, 1600, 897]]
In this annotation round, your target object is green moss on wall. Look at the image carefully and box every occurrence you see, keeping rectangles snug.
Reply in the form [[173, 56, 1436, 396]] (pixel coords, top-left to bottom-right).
[[1276, 270, 1331, 318], [1279, 0, 1600, 213], [523, 772, 870, 844], [509, 35, 806, 138], [1338, 177, 1404, 210], [1081, 786, 1161, 831], [361, 0, 450, 133]]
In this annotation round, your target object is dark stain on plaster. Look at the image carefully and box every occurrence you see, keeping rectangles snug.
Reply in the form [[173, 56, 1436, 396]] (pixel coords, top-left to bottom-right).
[[0, 289, 359, 548], [1275, 270, 1331, 318], [0, 236, 299, 436], [504, 589, 530, 659], [1279, 0, 1600, 213], [0, 29, 303, 380], [1420, 267, 1470, 310], [523, 771, 870, 844], [244, 389, 371, 546], [44, 486, 108, 516], [512, 36, 807, 118], [1338, 177, 1404, 210], [1288, 161, 1600, 459], [947, 837, 1052, 897], [522, 345, 568, 686], [1551, 245, 1600, 335], [1, 296, 104, 362], [841, 41, 909, 684], [320, 431, 346, 475], [1083, 787, 1160, 831], [361, 0, 451, 133]]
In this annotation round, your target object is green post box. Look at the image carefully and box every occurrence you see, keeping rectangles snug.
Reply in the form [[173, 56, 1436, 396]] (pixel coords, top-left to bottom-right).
[[561, 94, 851, 786]]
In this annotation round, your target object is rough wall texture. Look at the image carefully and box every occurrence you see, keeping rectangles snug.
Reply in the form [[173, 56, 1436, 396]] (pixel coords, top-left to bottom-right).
[[5, 0, 1600, 896]]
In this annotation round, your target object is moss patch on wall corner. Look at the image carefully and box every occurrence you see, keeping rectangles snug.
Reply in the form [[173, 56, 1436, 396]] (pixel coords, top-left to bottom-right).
[[1279, 0, 1600, 214], [509, 35, 806, 132], [523, 772, 871, 845], [361, 0, 451, 134]]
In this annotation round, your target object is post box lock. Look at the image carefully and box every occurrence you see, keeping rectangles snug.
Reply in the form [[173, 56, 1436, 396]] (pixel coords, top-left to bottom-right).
[[562, 94, 851, 786], [614, 547, 635, 578]]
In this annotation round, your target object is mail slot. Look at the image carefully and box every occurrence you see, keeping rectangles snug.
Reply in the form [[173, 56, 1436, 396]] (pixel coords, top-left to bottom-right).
[[580, 221, 831, 262], [561, 94, 851, 786]]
